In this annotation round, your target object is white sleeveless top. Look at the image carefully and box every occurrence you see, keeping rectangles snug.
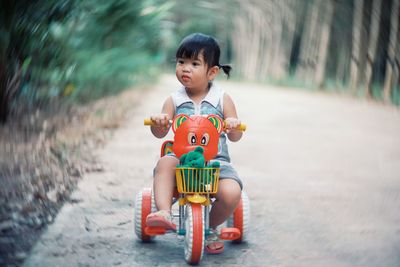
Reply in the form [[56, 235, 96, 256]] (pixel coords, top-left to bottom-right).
[[171, 84, 231, 163]]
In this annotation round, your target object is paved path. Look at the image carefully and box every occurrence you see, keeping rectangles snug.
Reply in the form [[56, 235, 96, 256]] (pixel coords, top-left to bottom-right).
[[23, 75, 400, 267]]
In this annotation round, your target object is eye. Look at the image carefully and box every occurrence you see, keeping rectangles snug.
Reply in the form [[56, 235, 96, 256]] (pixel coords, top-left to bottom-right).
[[177, 59, 184, 65], [188, 132, 197, 145], [200, 133, 210, 146]]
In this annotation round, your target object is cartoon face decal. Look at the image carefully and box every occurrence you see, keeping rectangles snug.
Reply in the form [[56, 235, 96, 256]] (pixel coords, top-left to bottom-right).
[[172, 114, 223, 161]]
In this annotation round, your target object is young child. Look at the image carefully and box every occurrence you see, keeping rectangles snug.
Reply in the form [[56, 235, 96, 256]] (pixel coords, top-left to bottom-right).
[[146, 33, 243, 254]]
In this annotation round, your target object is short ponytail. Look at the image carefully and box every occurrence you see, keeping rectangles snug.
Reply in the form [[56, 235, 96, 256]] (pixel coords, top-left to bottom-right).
[[219, 64, 232, 78]]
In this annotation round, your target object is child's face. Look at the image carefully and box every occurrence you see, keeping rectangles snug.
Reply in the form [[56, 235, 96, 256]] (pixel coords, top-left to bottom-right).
[[175, 52, 218, 92]]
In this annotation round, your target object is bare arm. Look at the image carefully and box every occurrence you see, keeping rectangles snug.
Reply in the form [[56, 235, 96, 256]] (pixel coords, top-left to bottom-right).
[[223, 93, 243, 142], [150, 96, 175, 138]]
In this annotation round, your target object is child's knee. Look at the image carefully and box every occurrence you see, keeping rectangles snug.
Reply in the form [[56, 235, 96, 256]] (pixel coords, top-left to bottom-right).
[[230, 187, 242, 204], [218, 179, 241, 204]]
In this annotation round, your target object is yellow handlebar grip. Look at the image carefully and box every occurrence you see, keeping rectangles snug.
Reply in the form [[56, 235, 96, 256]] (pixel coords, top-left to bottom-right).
[[223, 122, 247, 131], [144, 119, 153, 126], [237, 124, 247, 131]]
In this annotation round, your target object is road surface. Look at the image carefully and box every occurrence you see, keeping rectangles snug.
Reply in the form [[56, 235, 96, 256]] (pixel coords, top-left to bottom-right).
[[23, 75, 400, 267]]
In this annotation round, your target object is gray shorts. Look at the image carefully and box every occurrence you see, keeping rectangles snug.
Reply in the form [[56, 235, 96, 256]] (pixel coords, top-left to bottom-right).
[[210, 160, 243, 190], [156, 154, 243, 190]]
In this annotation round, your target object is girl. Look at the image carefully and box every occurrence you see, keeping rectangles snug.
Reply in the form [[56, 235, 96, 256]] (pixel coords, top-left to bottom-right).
[[146, 33, 243, 254]]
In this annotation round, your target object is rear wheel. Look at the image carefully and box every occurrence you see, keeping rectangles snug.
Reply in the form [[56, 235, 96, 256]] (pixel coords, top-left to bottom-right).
[[227, 191, 250, 243], [134, 188, 156, 242], [184, 203, 204, 264]]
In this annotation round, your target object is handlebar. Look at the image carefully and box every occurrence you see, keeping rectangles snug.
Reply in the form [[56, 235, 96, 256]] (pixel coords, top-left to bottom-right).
[[228, 122, 247, 132], [144, 118, 246, 132], [143, 118, 160, 126]]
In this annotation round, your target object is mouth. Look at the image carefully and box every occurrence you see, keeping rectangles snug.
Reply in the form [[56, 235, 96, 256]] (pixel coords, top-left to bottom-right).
[[182, 75, 190, 82]]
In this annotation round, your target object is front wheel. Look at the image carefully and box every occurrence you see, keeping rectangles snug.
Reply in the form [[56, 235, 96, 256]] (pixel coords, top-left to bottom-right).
[[184, 203, 204, 264], [227, 191, 250, 243], [134, 188, 156, 242]]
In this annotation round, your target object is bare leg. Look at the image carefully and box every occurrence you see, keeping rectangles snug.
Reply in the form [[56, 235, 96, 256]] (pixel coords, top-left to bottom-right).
[[209, 179, 242, 229], [152, 156, 179, 213]]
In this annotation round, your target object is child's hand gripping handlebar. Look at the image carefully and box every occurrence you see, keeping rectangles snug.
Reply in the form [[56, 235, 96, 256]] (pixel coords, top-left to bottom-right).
[[144, 118, 246, 131], [227, 122, 246, 132]]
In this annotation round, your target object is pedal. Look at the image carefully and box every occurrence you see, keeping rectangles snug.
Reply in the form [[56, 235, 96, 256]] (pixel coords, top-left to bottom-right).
[[144, 226, 166, 236], [219, 227, 241, 240]]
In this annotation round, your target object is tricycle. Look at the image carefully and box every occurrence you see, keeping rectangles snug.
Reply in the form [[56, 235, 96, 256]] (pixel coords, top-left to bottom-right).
[[134, 114, 250, 265]]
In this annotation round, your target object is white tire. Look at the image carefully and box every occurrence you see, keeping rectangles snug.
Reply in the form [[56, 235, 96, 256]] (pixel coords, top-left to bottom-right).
[[184, 203, 204, 264], [134, 188, 156, 242]]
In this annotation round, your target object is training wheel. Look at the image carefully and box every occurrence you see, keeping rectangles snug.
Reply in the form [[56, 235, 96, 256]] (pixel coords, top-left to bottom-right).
[[134, 188, 157, 242], [227, 191, 250, 243]]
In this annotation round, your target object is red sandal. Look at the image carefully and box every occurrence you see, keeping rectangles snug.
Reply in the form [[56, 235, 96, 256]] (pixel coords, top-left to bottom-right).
[[146, 210, 176, 231], [205, 229, 224, 254]]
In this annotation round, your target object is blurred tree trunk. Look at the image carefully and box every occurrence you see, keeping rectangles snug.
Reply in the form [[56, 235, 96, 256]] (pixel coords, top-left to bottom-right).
[[336, 44, 350, 87], [0, 62, 22, 123], [350, 0, 364, 94], [383, 0, 399, 103], [394, 33, 400, 90], [233, 2, 264, 80], [248, 4, 263, 80], [259, 1, 276, 79], [231, 2, 248, 79], [0, 2, 14, 123], [268, 3, 284, 79], [297, 0, 321, 83], [364, 0, 382, 98], [0, 9, 23, 123], [232, 12, 245, 77], [296, 2, 312, 81], [315, 0, 335, 89], [271, 0, 296, 80], [259, 12, 273, 79], [0, 59, 8, 123]]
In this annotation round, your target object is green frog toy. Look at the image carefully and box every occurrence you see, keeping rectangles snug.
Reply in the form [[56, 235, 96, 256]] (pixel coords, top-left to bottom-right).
[[177, 146, 220, 192]]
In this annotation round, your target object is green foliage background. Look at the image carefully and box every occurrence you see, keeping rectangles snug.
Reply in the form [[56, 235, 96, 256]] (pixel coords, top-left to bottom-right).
[[68, 0, 172, 101], [0, 0, 177, 120], [0, 0, 235, 121]]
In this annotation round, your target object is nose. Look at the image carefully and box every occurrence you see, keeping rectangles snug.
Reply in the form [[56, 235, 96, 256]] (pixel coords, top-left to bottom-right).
[[182, 62, 190, 72]]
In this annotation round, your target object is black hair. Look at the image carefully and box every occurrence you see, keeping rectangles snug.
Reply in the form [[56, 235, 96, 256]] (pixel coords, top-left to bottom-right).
[[175, 33, 232, 77]]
